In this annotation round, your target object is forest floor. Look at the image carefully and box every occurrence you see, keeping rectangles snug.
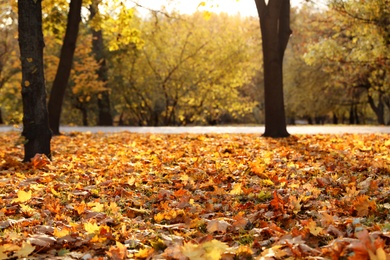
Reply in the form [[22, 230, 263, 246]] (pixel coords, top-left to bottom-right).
[[0, 131, 390, 259]]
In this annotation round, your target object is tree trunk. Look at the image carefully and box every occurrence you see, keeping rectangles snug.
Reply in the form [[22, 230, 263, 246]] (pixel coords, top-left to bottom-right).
[[255, 0, 290, 137], [367, 94, 385, 125], [48, 0, 82, 135], [89, 1, 113, 126], [0, 108, 3, 124], [18, 0, 52, 162]]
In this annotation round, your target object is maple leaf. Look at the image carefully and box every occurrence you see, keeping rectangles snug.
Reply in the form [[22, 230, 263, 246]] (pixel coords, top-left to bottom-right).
[[304, 219, 323, 236], [353, 195, 376, 217], [12, 190, 32, 203], [31, 153, 50, 169], [182, 242, 204, 260], [207, 219, 231, 233], [230, 183, 244, 195], [162, 244, 187, 260], [84, 221, 100, 234], [288, 195, 302, 214], [182, 240, 228, 260], [134, 247, 155, 259], [202, 240, 229, 260], [54, 227, 71, 238], [260, 245, 288, 258], [14, 241, 35, 258], [106, 242, 127, 260], [270, 190, 284, 212]]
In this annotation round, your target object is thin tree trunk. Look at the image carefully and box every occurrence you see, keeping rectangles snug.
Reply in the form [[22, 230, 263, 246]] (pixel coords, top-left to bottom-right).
[[0, 108, 3, 124], [89, 1, 113, 126], [48, 0, 82, 135], [367, 94, 385, 124], [18, 0, 52, 162], [255, 0, 290, 137]]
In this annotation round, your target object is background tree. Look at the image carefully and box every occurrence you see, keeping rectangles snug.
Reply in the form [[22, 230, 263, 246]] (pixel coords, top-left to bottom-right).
[[47, 0, 82, 135], [109, 11, 259, 126], [255, 0, 291, 137], [89, 0, 113, 126], [18, 0, 51, 161], [0, 0, 20, 124], [304, 0, 390, 124]]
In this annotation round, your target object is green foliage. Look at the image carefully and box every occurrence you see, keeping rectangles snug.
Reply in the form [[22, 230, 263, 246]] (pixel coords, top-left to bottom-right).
[[301, 0, 390, 124], [108, 11, 261, 126], [2, 0, 389, 126]]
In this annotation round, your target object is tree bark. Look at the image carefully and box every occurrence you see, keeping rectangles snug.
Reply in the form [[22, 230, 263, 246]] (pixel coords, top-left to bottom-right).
[[89, 1, 113, 126], [255, 0, 290, 137], [367, 94, 385, 125], [48, 0, 82, 135], [0, 109, 3, 124], [18, 0, 52, 162]]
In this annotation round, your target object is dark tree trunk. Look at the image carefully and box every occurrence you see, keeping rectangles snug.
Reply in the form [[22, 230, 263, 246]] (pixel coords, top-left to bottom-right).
[[18, 0, 52, 162], [81, 107, 88, 126], [89, 1, 113, 126], [48, 0, 82, 135], [333, 113, 338, 124], [0, 109, 3, 124], [367, 94, 385, 124], [255, 0, 290, 137]]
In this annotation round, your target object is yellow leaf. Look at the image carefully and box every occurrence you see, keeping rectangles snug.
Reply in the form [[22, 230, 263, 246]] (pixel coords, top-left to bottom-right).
[[84, 222, 100, 234], [12, 190, 32, 203], [154, 212, 165, 223], [20, 204, 35, 215], [230, 183, 243, 195], [24, 81, 30, 87], [51, 188, 61, 197], [1, 243, 20, 251], [203, 240, 228, 260], [181, 240, 228, 260], [307, 219, 323, 236], [54, 227, 71, 238], [14, 241, 35, 258], [134, 247, 155, 258], [107, 202, 120, 214], [0, 248, 7, 260], [88, 202, 104, 212], [182, 242, 203, 260], [374, 247, 387, 260], [198, 1, 206, 7]]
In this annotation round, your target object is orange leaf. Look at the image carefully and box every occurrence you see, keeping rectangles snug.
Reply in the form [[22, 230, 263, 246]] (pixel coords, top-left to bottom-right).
[[31, 153, 50, 169]]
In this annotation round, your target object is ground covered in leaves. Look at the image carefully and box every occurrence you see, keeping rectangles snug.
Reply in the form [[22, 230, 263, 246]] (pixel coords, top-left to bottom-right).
[[1, 131, 390, 259]]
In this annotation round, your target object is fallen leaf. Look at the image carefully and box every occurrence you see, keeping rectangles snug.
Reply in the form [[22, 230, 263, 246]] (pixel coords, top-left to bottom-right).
[[207, 219, 231, 233], [12, 190, 32, 203], [14, 241, 35, 258]]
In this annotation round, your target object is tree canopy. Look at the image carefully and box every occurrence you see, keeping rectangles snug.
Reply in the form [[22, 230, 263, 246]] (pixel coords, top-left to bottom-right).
[[0, 0, 389, 126]]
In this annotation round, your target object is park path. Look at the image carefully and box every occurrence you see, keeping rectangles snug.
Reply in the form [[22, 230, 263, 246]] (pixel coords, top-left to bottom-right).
[[1, 125, 390, 134]]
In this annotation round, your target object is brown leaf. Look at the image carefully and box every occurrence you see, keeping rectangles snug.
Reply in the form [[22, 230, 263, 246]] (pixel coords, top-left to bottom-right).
[[207, 219, 231, 233]]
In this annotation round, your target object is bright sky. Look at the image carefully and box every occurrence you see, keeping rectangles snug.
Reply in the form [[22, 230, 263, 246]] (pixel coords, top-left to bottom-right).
[[133, 0, 306, 17]]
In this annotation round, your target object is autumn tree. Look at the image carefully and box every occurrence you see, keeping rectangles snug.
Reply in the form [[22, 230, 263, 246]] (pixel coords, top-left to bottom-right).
[[304, 0, 390, 124], [255, 0, 291, 137], [0, 0, 21, 124], [283, 5, 345, 124], [109, 11, 259, 126], [89, 0, 113, 126], [18, 0, 51, 161], [47, 0, 82, 135]]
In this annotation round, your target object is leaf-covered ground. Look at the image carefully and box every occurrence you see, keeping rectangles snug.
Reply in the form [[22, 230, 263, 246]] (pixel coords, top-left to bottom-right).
[[1, 131, 390, 259]]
